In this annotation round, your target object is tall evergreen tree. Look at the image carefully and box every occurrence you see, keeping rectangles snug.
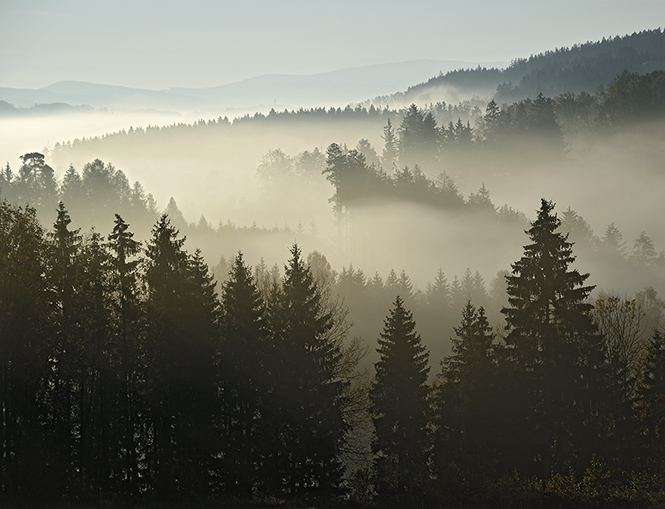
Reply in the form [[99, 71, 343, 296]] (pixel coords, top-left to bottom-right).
[[398, 104, 439, 169], [500, 199, 606, 475], [45, 202, 83, 494], [72, 230, 113, 494], [107, 214, 143, 495], [144, 214, 216, 498], [263, 244, 348, 494], [434, 302, 499, 480], [218, 252, 267, 495], [0, 202, 51, 498], [370, 296, 429, 497], [381, 118, 398, 171]]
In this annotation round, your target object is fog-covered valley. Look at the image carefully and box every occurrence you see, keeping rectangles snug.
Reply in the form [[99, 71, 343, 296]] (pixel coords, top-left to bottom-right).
[[5, 101, 664, 295], [3, 15, 665, 506]]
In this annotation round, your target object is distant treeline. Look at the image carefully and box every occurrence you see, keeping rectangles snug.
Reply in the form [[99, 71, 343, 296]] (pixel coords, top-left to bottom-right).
[[0, 100, 94, 117], [2, 198, 665, 506], [369, 28, 665, 106], [4, 148, 665, 375], [46, 68, 665, 184]]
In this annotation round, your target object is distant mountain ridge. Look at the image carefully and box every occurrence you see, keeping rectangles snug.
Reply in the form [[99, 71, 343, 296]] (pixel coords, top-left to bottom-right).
[[0, 60, 502, 114], [3, 29, 664, 115], [370, 28, 665, 107]]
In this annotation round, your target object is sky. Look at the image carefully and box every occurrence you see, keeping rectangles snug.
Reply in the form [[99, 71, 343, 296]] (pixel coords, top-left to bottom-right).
[[1, 0, 664, 90]]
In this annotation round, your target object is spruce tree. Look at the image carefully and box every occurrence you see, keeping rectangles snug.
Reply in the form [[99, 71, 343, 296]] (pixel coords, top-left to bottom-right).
[[500, 199, 606, 474], [381, 118, 398, 171], [435, 302, 498, 479], [46, 202, 83, 493], [144, 214, 216, 498], [72, 230, 113, 493], [263, 244, 347, 494], [218, 252, 267, 495], [107, 214, 143, 495], [0, 203, 51, 497], [370, 296, 429, 496]]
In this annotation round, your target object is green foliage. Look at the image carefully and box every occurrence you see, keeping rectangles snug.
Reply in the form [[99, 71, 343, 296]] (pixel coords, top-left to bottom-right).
[[262, 244, 349, 494], [602, 70, 665, 124], [370, 296, 430, 498], [500, 199, 606, 475], [218, 252, 267, 495]]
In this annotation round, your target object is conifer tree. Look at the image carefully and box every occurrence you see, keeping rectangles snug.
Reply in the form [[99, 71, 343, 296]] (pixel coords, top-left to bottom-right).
[[381, 118, 398, 170], [144, 214, 216, 497], [218, 252, 267, 495], [435, 302, 498, 477], [398, 104, 439, 169], [107, 214, 143, 495], [46, 202, 83, 492], [263, 244, 347, 494], [72, 230, 112, 492], [0, 202, 51, 497], [478, 99, 501, 145], [500, 199, 606, 474], [370, 296, 429, 496]]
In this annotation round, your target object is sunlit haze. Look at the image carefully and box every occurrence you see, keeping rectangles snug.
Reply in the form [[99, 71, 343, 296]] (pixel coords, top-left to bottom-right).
[[3, 1, 665, 505], [1, 0, 663, 89]]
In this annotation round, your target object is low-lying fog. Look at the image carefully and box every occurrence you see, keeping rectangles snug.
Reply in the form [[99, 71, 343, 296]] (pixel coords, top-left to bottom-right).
[[3, 110, 665, 302]]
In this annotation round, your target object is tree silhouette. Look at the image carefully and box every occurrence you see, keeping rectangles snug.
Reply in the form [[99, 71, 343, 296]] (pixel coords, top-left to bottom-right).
[[262, 244, 348, 494], [435, 302, 498, 478], [218, 252, 267, 495], [501, 199, 606, 474], [370, 296, 429, 498]]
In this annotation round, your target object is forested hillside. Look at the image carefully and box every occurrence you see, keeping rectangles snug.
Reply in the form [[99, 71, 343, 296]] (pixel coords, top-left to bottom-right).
[[367, 28, 665, 107], [3, 29, 665, 506], [4, 69, 665, 366], [3, 196, 665, 506]]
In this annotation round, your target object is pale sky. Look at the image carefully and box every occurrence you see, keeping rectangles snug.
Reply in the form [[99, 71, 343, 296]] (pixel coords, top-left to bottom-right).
[[1, 0, 663, 90]]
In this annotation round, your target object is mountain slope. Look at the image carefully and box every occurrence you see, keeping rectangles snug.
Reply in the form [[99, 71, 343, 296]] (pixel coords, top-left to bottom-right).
[[169, 59, 505, 108], [370, 28, 665, 107], [0, 60, 503, 114]]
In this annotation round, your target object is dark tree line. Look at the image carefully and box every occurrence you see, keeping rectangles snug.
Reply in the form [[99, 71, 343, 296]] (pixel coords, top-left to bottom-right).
[[387, 28, 665, 105], [368, 200, 665, 507], [304, 70, 665, 183], [0, 155, 159, 234], [0, 201, 360, 503], [321, 140, 515, 216], [3, 198, 665, 506]]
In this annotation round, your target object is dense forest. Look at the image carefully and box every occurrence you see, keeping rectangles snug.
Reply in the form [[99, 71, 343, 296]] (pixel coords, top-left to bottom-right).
[[369, 28, 665, 106], [3, 28, 665, 506], [4, 68, 665, 365], [2, 195, 665, 507]]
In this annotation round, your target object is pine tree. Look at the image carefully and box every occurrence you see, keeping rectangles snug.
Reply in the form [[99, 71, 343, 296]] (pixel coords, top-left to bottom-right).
[[73, 230, 113, 493], [59, 165, 85, 215], [500, 199, 606, 474], [398, 104, 439, 169], [370, 296, 429, 497], [144, 214, 216, 497], [218, 252, 267, 495], [0, 202, 51, 497], [435, 302, 498, 478], [381, 118, 398, 171], [107, 214, 143, 495], [46, 202, 83, 493], [478, 99, 501, 145], [263, 244, 348, 494]]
